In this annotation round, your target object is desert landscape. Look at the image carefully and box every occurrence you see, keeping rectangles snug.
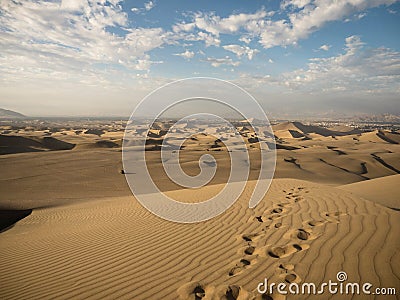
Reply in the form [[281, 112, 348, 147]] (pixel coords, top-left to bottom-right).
[[0, 116, 399, 299], [1, 0, 399, 298]]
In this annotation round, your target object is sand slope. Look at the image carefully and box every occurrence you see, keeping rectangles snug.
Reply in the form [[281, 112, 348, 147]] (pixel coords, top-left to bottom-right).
[[272, 122, 360, 140], [0, 179, 398, 299], [0, 135, 75, 154], [339, 174, 400, 210]]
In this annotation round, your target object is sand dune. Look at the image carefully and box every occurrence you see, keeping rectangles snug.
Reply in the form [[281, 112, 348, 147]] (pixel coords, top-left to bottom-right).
[[73, 140, 120, 150], [1, 132, 399, 209], [377, 130, 400, 144], [0, 134, 75, 154], [339, 174, 400, 210], [0, 120, 399, 300], [0, 179, 398, 299], [272, 122, 360, 139], [358, 130, 399, 144]]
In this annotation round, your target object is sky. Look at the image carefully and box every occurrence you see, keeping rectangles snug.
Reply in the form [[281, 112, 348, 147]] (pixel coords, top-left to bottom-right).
[[0, 0, 399, 117]]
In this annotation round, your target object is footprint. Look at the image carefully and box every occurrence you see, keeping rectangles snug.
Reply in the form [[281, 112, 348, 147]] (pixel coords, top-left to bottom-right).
[[325, 211, 346, 217], [284, 226, 319, 241], [225, 285, 241, 300], [324, 211, 347, 223], [274, 222, 282, 229], [242, 233, 260, 242], [193, 286, 206, 299], [306, 220, 325, 227], [267, 214, 282, 221], [284, 273, 298, 283], [228, 267, 241, 277], [279, 263, 294, 271], [271, 208, 283, 214], [267, 243, 309, 259], [177, 282, 215, 300], [214, 285, 249, 300], [260, 203, 293, 223], [283, 187, 309, 204], [296, 229, 310, 241], [268, 203, 290, 215], [244, 246, 255, 255], [256, 216, 264, 222], [228, 258, 253, 276], [281, 270, 301, 284], [276, 263, 302, 284]]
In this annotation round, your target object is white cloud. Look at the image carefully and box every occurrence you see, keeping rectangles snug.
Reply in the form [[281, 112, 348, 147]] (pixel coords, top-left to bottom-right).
[[258, 0, 397, 49], [223, 44, 259, 60], [144, 1, 155, 11], [357, 12, 367, 19], [239, 36, 252, 44], [175, 1, 396, 50], [268, 59, 274, 63], [172, 22, 196, 32], [281, 0, 312, 9], [189, 10, 269, 36], [0, 0, 169, 86], [197, 32, 221, 47], [319, 44, 331, 51], [168, 29, 221, 47], [203, 57, 240, 68], [174, 50, 195, 59], [234, 35, 400, 100], [280, 36, 400, 93], [172, 10, 270, 48], [131, 1, 155, 14]]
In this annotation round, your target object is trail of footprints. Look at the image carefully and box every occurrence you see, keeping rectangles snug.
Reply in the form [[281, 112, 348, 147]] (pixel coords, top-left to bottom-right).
[[228, 187, 310, 278], [179, 187, 347, 299]]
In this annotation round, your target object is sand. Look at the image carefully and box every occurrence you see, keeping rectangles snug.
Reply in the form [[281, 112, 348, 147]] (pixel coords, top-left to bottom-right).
[[0, 180, 399, 299], [0, 121, 399, 299], [339, 174, 400, 210]]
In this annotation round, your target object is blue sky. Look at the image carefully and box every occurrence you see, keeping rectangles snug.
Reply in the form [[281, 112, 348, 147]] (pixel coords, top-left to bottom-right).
[[0, 0, 399, 116]]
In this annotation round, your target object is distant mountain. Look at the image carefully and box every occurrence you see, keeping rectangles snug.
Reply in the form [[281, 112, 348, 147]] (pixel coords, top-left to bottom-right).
[[0, 108, 26, 119]]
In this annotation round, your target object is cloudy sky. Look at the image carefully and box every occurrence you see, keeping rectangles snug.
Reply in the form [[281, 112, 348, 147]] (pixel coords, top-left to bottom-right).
[[0, 0, 399, 117]]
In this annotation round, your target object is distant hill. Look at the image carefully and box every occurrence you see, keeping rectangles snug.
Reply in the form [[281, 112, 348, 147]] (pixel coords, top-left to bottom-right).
[[0, 108, 26, 119], [272, 121, 361, 138]]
